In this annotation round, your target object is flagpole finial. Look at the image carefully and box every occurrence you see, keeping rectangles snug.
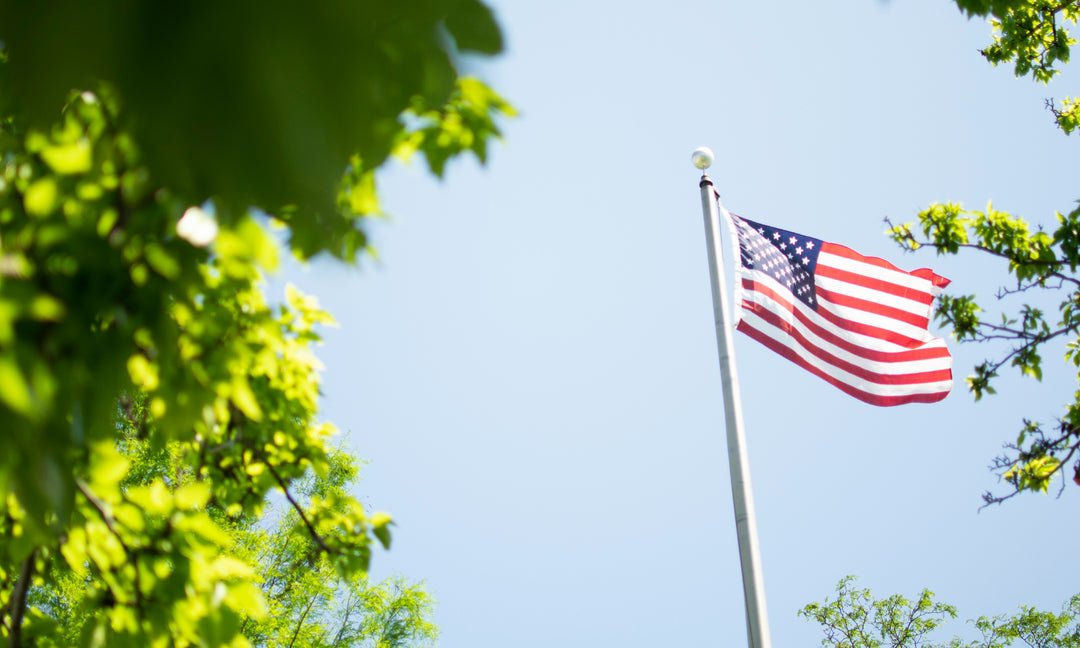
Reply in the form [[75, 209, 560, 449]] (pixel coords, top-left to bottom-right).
[[691, 146, 714, 170]]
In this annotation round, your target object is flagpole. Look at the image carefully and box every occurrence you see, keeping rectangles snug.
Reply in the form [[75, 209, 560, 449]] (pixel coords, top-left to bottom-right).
[[692, 147, 772, 648]]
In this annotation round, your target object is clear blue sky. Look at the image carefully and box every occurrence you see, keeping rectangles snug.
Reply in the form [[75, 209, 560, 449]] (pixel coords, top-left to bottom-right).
[[281, 1, 1079, 646]]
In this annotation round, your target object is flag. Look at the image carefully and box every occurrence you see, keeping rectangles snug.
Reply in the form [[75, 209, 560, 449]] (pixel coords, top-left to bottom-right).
[[722, 206, 952, 406]]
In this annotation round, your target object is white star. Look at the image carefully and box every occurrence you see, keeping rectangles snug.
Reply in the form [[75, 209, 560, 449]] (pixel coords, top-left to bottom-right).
[[789, 236, 797, 244], [795, 246, 803, 255], [806, 241, 814, 249], [772, 232, 780, 240]]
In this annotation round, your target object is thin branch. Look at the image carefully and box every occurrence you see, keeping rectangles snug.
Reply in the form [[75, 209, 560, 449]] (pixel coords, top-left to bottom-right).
[[901, 237, 1080, 286], [7, 548, 37, 648], [995, 276, 1069, 298], [982, 420, 1080, 507], [968, 325, 1077, 380], [287, 594, 320, 648], [75, 478, 145, 610], [264, 463, 338, 556]]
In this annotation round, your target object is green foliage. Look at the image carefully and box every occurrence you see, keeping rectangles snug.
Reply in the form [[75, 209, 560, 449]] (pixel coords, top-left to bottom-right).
[[967, 595, 1080, 648], [953, 0, 1079, 132], [804, 578, 1080, 648], [800, 577, 957, 648], [0, 3, 512, 645], [0, 1, 510, 246], [888, 201, 1080, 503], [1, 404, 439, 648], [1051, 97, 1080, 134], [886, 1, 1080, 505]]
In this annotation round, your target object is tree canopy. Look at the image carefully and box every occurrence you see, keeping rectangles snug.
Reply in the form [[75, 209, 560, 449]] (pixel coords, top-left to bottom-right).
[[0, 2, 513, 646], [803, 577, 1080, 648], [888, 0, 1080, 504]]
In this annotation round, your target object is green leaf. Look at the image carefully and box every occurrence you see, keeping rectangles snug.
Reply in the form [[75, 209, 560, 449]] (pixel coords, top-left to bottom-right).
[[40, 138, 92, 174], [444, 0, 504, 54], [143, 242, 180, 280], [371, 512, 394, 550], [23, 176, 58, 217], [0, 352, 33, 416]]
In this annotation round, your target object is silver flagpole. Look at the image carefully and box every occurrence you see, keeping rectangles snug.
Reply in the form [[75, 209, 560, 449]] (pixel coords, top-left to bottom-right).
[[692, 147, 772, 648]]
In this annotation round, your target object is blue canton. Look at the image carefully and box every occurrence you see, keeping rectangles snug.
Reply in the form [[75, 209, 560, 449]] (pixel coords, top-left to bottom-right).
[[731, 214, 822, 310]]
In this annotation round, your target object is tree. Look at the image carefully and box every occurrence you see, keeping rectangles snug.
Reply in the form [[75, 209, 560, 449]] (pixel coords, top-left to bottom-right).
[[886, 0, 1080, 504], [802, 577, 1080, 648], [0, 3, 513, 646], [22, 395, 439, 648]]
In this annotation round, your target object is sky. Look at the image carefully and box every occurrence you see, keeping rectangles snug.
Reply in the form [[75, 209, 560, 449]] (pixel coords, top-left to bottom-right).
[[279, 1, 1079, 647]]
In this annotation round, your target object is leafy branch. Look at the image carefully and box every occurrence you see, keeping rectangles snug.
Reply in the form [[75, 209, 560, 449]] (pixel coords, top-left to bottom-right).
[[887, 202, 1080, 503]]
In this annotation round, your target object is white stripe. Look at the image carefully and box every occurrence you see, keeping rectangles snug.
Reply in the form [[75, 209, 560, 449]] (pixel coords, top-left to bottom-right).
[[718, 202, 746, 328], [815, 289, 937, 343], [740, 293, 952, 376], [818, 250, 938, 295], [816, 274, 934, 319], [739, 316, 954, 397], [746, 270, 937, 349]]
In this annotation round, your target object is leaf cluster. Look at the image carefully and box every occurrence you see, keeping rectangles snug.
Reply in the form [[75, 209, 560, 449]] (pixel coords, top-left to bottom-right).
[[953, 0, 1079, 134], [800, 576, 957, 648], [804, 578, 1080, 648]]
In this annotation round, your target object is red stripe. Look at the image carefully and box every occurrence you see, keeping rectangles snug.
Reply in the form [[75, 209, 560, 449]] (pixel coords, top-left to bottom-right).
[[742, 301, 952, 385], [913, 267, 951, 289], [743, 278, 931, 350], [815, 263, 934, 306], [821, 242, 950, 290], [815, 284, 930, 329], [740, 286, 949, 362], [737, 320, 951, 406]]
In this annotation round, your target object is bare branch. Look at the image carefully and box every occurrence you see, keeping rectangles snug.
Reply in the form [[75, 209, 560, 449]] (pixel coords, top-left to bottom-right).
[[995, 276, 1070, 298]]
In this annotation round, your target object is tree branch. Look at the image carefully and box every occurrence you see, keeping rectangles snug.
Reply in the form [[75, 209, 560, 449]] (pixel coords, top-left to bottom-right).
[[264, 463, 338, 557], [7, 548, 36, 648], [887, 222, 1080, 287], [995, 276, 1070, 298], [75, 478, 145, 610], [6, 546, 36, 648], [287, 593, 320, 648]]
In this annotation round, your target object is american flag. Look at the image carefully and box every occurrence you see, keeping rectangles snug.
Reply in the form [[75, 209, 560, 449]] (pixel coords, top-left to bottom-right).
[[722, 207, 952, 406]]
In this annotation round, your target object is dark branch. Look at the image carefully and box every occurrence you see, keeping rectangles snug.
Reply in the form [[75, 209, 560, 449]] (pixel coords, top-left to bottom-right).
[[264, 463, 338, 557], [7, 548, 37, 648], [75, 478, 145, 609], [995, 276, 1070, 298]]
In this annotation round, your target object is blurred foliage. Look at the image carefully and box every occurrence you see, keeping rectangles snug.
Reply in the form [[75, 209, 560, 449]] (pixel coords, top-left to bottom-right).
[[0, 2, 511, 645], [0, 0, 514, 259], [803, 577, 1080, 648], [886, 0, 1079, 505]]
